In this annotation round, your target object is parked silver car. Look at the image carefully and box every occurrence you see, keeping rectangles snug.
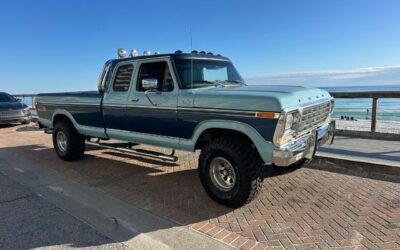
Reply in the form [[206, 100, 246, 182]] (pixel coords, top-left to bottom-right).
[[0, 92, 31, 125]]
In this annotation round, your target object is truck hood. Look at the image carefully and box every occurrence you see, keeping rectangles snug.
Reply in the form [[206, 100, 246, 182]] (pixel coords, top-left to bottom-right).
[[192, 85, 331, 112]]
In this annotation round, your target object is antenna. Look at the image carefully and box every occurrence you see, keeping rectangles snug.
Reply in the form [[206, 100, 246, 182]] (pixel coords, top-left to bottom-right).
[[190, 28, 194, 93]]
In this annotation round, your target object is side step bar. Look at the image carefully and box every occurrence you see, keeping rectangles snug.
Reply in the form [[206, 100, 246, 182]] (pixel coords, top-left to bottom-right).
[[85, 141, 178, 162], [44, 128, 53, 134]]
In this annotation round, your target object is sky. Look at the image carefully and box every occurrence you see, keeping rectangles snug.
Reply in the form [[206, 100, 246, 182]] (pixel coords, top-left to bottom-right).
[[0, 0, 400, 93]]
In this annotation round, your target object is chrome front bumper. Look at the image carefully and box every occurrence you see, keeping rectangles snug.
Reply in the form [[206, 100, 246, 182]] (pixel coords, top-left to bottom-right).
[[272, 120, 335, 166]]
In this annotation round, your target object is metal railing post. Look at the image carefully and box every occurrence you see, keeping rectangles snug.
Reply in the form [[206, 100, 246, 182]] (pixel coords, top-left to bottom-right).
[[371, 97, 378, 132]]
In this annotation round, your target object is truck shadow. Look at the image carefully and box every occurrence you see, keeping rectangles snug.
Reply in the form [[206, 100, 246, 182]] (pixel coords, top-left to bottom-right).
[[0, 144, 293, 216], [0, 124, 18, 129]]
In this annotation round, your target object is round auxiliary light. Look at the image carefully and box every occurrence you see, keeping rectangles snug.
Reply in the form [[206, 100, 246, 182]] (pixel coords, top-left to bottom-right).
[[154, 52, 160, 55], [191, 50, 198, 54], [117, 48, 127, 58], [175, 50, 183, 54], [130, 49, 138, 57], [207, 52, 213, 55], [143, 50, 151, 56], [199, 51, 206, 54]]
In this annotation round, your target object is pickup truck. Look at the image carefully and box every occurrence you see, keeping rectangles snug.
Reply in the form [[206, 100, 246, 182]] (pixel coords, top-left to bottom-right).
[[36, 49, 335, 208]]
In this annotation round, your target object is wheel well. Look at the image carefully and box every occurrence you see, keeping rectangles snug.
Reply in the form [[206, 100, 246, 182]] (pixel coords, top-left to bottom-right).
[[195, 128, 255, 150], [53, 114, 73, 128]]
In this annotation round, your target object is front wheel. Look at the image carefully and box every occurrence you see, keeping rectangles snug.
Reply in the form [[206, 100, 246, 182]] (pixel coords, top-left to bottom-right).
[[198, 137, 264, 208], [52, 121, 85, 161]]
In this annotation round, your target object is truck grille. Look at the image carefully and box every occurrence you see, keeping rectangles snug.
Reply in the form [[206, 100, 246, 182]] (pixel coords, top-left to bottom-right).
[[299, 101, 331, 132], [0, 110, 23, 118]]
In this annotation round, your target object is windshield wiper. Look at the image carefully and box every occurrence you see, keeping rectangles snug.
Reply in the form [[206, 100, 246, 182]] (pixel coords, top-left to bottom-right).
[[192, 80, 225, 87], [223, 80, 246, 85]]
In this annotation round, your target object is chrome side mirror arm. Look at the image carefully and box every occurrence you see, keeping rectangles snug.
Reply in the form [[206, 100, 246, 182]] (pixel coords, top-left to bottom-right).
[[144, 89, 160, 106]]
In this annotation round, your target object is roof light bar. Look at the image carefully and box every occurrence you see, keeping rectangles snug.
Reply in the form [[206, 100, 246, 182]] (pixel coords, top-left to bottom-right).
[[130, 49, 138, 57], [117, 48, 126, 58]]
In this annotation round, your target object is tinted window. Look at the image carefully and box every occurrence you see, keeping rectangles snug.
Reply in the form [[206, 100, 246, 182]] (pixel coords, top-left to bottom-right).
[[137, 62, 174, 92], [113, 64, 134, 92], [0, 93, 15, 102]]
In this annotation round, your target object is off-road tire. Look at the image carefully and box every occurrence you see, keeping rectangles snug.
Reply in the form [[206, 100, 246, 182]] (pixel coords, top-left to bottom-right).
[[52, 120, 85, 161], [198, 136, 264, 208]]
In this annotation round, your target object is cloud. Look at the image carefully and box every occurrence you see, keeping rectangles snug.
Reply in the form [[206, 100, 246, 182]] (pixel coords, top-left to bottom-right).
[[245, 65, 400, 87]]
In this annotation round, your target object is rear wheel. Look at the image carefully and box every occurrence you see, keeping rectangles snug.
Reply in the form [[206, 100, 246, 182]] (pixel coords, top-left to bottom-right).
[[198, 137, 264, 208], [52, 120, 85, 161]]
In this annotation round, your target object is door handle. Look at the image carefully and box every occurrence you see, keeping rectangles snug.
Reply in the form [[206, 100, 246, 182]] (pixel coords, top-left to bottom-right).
[[131, 98, 139, 102]]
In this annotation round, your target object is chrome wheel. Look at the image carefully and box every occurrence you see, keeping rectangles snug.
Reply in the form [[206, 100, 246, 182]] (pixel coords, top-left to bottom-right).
[[209, 157, 236, 191], [56, 131, 68, 152]]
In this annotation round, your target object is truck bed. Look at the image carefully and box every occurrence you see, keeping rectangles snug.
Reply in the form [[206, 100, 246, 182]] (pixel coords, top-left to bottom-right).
[[36, 91, 105, 129]]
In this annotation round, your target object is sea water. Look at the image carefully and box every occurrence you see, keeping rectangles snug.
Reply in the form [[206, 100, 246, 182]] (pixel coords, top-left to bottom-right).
[[322, 85, 400, 121]]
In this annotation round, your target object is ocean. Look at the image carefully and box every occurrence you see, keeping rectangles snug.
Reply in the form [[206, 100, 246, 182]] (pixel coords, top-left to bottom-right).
[[18, 84, 400, 121], [322, 85, 400, 121]]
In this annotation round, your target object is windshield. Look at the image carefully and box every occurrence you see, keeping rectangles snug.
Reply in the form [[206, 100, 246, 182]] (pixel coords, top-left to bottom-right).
[[0, 93, 16, 102], [173, 59, 245, 89]]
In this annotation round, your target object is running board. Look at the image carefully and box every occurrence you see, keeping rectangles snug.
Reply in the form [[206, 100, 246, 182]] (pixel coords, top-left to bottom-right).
[[85, 141, 178, 162], [44, 128, 53, 134]]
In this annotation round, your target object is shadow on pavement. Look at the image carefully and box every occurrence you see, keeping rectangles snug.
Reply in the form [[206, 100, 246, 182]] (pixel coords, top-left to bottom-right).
[[2, 142, 399, 249], [0, 124, 17, 129]]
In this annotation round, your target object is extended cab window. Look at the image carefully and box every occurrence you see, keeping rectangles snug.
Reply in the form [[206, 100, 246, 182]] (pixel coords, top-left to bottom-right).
[[137, 61, 174, 92], [113, 64, 134, 92]]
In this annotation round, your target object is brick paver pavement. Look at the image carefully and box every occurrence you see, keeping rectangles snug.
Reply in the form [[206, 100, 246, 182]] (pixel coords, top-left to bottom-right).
[[1, 124, 400, 249]]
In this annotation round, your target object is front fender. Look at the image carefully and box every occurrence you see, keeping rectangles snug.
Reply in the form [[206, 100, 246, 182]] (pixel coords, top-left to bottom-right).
[[180, 119, 275, 163]]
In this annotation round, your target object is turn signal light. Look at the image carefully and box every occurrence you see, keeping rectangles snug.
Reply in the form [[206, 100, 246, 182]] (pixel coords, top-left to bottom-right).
[[255, 112, 280, 119]]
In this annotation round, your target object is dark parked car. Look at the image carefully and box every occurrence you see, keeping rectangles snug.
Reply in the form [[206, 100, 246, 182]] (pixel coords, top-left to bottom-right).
[[0, 92, 31, 125]]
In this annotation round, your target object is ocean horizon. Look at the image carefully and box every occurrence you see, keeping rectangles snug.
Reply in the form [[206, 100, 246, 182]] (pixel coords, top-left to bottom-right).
[[321, 84, 400, 121]]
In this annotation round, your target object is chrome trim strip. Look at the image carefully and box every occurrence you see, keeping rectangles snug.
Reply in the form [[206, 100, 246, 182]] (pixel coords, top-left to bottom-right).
[[178, 107, 257, 117], [39, 102, 100, 107], [38, 102, 279, 118]]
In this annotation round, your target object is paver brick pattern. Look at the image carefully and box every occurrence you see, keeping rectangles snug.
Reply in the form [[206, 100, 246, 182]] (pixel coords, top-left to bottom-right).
[[1, 124, 400, 249]]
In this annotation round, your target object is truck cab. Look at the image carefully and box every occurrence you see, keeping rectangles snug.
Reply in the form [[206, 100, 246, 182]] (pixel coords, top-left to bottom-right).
[[36, 49, 335, 208]]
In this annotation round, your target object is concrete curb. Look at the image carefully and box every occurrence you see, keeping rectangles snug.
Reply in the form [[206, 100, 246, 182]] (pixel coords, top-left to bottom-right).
[[336, 129, 400, 141], [313, 152, 400, 181]]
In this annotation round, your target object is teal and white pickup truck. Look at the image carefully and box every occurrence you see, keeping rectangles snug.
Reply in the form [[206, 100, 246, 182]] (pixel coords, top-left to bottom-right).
[[36, 49, 335, 207]]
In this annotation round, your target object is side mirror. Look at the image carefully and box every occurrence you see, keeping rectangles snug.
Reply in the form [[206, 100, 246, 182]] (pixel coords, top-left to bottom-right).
[[142, 78, 158, 91]]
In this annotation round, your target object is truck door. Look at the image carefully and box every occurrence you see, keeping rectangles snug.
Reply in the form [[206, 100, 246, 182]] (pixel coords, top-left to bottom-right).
[[125, 59, 179, 147], [102, 61, 135, 131]]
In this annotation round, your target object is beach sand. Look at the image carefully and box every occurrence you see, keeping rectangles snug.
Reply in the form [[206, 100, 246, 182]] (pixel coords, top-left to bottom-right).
[[335, 118, 400, 134]]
